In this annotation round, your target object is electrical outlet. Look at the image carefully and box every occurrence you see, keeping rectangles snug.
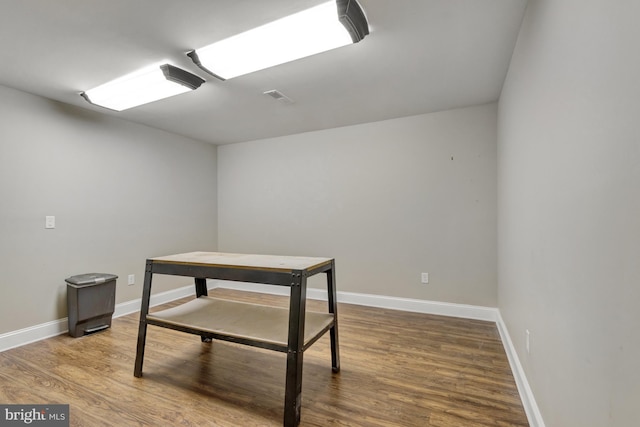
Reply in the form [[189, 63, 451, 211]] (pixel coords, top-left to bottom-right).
[[421, 272, 429, 284], [45, 216, 55, 229], [128, 274, 135, 286], [526, 329, 531, 354]]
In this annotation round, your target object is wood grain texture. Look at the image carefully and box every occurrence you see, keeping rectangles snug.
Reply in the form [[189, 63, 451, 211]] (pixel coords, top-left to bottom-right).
[[147, 296, 334, 349], [150, 251, 332, 272], [0, 289, 528, 426]]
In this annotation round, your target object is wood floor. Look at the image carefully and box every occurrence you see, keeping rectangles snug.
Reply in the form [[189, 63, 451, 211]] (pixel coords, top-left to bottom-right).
[[0, 289, 528, 426]]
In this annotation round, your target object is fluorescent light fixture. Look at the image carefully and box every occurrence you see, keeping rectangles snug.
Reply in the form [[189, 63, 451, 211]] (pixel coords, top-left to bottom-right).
[[188, 0, 369, 80], [81, 63, 205, 111]]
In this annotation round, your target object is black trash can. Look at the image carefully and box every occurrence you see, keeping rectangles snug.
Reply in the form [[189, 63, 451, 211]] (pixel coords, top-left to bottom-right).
[[65, 273, 117, 337]]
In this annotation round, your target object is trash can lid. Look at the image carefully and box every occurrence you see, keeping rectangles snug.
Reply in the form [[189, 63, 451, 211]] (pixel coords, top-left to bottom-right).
[[65, 273, 118, 287]]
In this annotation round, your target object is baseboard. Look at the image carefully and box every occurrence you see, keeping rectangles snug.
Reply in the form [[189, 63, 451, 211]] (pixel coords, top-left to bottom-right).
[[112, 283, 205, 318], [495, 312, 546, 427], [208, 280, 499, 322], [0, 283, 203, 353], [0, 281, 496, 352], [0, 319, 69, 353]]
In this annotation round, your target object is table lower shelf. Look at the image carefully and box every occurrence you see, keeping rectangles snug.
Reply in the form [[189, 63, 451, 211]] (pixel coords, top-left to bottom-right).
[[146, 296, 334, 352]]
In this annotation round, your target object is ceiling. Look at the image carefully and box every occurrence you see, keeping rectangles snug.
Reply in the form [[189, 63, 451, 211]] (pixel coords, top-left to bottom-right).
[[0, 0, 527, 145]]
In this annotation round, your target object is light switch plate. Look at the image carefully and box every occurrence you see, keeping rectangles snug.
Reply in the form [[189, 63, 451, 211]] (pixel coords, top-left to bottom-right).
[[45, 216, 55, 229]]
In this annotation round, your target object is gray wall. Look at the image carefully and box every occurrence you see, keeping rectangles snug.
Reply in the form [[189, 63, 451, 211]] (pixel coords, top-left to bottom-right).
[[218, 104, 497, 306], [497, 0, 640, 425], [0, 85, 218, 334]]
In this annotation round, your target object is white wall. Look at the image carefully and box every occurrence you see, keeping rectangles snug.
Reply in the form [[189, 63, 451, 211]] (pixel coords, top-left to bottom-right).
[[219, 104, 497, 306], [497, 0, 640, 425], [0, 85, 218, 334]]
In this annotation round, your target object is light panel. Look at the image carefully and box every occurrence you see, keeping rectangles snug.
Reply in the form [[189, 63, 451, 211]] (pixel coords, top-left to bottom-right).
[[81, 63, 204, 111], [189, 0, 368, 80]]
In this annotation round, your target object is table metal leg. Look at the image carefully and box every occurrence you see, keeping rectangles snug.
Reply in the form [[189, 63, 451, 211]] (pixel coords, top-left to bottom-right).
[[327, 261, 340, 373], [195, 277, 212, 342], [284, 272, 307, 427], [195, 277, 208, 297], [134, 260, 154, 377]]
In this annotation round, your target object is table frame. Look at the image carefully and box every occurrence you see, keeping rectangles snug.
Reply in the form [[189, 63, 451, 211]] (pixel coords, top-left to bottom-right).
[[133, 253, 340, 427]]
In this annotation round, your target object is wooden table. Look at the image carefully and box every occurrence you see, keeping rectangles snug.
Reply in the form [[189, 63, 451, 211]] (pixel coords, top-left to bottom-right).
[[133, 252, 340, 427]]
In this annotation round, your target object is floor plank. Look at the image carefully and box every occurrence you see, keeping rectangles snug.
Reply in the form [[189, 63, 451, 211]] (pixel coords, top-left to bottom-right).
[[0, 289, 528, 426]]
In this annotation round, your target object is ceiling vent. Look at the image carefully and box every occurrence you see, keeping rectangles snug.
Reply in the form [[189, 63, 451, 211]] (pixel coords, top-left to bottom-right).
[[263, 89, 295, 104]]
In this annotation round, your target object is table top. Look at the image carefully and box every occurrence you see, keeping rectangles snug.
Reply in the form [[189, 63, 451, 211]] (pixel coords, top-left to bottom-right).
[[150, 251, 333, 273]]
